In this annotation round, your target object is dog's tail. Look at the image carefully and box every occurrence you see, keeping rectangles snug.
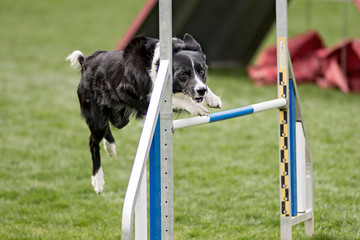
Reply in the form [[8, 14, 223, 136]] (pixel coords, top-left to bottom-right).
[[66, 50, 84, 71]]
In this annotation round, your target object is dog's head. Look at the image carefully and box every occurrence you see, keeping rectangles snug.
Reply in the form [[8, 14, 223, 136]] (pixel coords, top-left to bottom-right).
[[172, 34, 208, 103]]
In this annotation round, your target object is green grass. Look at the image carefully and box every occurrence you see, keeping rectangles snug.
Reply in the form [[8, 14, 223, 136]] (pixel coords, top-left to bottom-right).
[[1, 0, 360, 239]]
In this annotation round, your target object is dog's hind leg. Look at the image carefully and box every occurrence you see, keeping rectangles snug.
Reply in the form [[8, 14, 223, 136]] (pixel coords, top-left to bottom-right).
[[89, 129, 107, 194], [86, 107, 109, 194], [78, 86, 110, 193], [104, 126, 116, 157]]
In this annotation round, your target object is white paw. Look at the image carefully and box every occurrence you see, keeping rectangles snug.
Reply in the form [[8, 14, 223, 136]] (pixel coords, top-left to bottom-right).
[[91, 167, 105, 194], [205, 89, 222, 109], [104, 139, 116, 157], [188, 102, 210, 116], [172, 92, 209, 116]]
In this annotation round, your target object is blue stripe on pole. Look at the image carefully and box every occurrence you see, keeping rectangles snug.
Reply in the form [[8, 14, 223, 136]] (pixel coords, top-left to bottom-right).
[[149, 118, 161, 239], [208, 106, 254, 123], [289, 81, 298, 216]]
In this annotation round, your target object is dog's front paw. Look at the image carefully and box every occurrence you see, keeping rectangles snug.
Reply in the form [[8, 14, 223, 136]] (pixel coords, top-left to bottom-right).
[[172, 92, 210, 116], [91, 167, 105, 194], [188, 102, 210, 116], [205, 88, 222, 109], [205, 94, 222, 109]]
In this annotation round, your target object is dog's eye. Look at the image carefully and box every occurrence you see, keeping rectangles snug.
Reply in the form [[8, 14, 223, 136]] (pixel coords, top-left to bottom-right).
[[198, 68, 206, 77], [179, 71, 189, 81]]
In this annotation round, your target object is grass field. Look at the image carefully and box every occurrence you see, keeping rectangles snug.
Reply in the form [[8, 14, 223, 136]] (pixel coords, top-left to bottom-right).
[[1, 0, 360, 239]]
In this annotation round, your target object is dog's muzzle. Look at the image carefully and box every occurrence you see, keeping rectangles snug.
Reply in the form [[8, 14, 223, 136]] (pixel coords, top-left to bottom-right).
[[192, 87, 207, 103]]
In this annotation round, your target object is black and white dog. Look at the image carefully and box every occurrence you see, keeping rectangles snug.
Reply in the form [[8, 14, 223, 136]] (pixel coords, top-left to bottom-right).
[[67, 34, 222, 193]]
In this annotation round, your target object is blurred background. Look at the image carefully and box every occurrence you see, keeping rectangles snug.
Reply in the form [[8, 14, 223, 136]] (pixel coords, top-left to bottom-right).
[[0, 0, 359, 239]]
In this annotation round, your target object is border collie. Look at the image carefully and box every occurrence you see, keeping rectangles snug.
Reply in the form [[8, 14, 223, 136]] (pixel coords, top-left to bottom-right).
[[67, 34, 222, 193]]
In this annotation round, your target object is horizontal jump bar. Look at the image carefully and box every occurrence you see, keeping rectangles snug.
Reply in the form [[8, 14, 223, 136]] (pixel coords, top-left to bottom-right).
[[173, 98, 287, 130]]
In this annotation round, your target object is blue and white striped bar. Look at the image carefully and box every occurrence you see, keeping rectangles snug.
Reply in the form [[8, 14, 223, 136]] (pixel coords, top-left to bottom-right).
[[173, 98, 287, 130]]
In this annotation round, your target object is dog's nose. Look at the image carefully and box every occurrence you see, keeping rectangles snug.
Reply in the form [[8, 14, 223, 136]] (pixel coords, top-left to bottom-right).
[[196, 87, 207, 96]]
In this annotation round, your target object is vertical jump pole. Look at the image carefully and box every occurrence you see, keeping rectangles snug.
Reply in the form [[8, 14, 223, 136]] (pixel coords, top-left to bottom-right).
[[277, 0, 314, 239], [149, 0, 173, 239], [277, 0, 293, 220]]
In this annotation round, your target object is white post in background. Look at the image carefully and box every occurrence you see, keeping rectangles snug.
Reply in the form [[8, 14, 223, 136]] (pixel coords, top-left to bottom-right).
[[296, 122, 306, 213]]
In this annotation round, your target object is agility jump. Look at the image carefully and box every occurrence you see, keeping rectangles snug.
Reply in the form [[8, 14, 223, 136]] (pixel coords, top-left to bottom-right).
[[121, 0, 314, 240], [172, 98, 287, 129]]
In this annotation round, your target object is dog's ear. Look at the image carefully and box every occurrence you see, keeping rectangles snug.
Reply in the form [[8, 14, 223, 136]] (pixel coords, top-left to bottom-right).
[[123, 36, 152, 74], [183, 33, 202, 52], [124, 36, 148, 60], [172, 37, 185, 53]]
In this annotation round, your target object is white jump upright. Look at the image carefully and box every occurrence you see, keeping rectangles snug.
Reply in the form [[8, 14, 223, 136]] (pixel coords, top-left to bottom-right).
[[149, 0, 174, 239], [121, 59, 170, 240], [121, 0, 314, 239], [121, 0, 173, 240], [276, 0, 314, 238]]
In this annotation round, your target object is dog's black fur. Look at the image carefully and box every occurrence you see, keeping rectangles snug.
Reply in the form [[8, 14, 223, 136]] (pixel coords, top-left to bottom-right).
[[67, 34, 221, 193]]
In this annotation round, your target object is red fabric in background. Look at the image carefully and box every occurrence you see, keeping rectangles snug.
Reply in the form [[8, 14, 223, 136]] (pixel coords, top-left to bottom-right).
[[355, 0, 360, 12], [247, 30, 360, 93]]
